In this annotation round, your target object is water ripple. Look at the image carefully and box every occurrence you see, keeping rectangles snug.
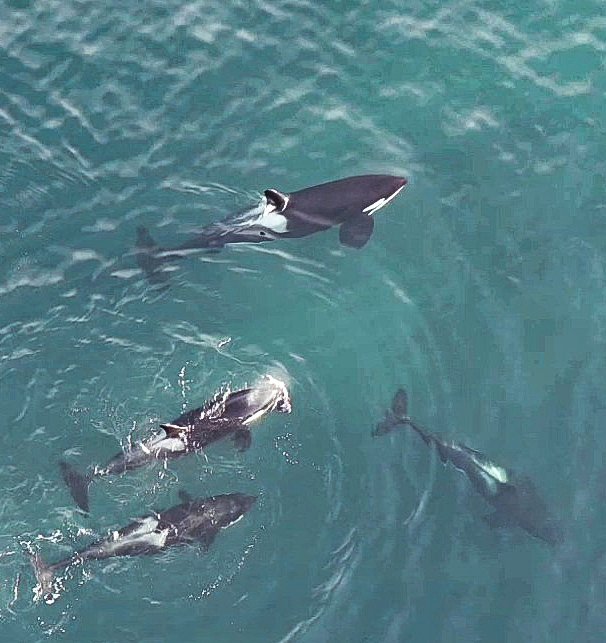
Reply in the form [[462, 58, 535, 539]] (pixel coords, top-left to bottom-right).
[[0, 0, 603, 639]]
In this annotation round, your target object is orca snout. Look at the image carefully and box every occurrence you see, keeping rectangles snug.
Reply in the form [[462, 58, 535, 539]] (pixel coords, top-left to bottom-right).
[[238, 494, 257, 513], [390, 176, 407, 191], [359, 175, 408, 217], [368, 174, 407, 195], [379, 175, 407, 200], [227, 493, 257, 520]]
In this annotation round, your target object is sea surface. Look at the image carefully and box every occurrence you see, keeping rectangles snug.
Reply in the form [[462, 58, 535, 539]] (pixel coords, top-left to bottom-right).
[[1, 1, 605, 641]]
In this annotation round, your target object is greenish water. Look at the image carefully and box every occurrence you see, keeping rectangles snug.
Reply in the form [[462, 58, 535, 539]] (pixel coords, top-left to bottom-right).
[[1, 0, 605, 640]]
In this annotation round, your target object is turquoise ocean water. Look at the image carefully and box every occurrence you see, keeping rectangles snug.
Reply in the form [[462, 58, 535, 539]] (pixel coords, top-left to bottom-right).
[[1, 1, 605, 640]]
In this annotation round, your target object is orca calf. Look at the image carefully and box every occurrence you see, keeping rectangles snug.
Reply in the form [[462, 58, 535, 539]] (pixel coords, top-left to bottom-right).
[[136, 174, 407, 282], [60, 375, 291, 512], [31, 491, 256, 602], [374, 390, 561, 545]]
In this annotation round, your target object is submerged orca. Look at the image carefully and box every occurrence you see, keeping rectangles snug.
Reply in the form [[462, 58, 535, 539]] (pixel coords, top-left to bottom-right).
[[374, 390, 562, 545], [60, 375, 291, 512], [135, 174, 407, 282], [31, 491, 256, 602]]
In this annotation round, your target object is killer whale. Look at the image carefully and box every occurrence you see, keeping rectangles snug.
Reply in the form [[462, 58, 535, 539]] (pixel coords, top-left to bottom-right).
[[60, 375, 291, 512], [31, 491, 256, 603], [374, 389, 562, 545], [136, 174, 407, 283]]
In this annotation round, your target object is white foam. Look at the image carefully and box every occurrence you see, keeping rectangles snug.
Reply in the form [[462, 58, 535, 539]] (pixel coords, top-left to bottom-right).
[[254, 206, 289, 233]]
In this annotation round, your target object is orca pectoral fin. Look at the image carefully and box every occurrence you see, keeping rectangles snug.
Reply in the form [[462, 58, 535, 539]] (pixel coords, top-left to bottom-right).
[[59, 460, 92, 513], [199, 528, 218, 552], [483, 510, 516, 530], [339, 214, 374, 248], [233, 428, 252, 452]]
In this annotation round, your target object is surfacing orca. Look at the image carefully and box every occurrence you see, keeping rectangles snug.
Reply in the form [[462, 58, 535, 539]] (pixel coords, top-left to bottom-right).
[[373, 389, 562, 545], [135, 174, 407, 283], [60, 375, 291, 512], [31, 491, 256, 603]]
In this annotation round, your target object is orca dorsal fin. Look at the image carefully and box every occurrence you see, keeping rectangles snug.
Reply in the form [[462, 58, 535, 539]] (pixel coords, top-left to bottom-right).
[[160, 423, 187, 438], [264, 189, 289, 212], [178, 489, 193, 504]]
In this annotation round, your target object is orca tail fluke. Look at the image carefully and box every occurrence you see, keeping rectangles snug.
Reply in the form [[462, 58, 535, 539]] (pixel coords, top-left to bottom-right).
[[390, 389, 409, 419], [372, 413, 397, 436], [59, 460, 91, 513], [373, 388, 412, 436], [372, 388, 431, 442], [30, 552, 56, 603], [135, 226, 171, 286]]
